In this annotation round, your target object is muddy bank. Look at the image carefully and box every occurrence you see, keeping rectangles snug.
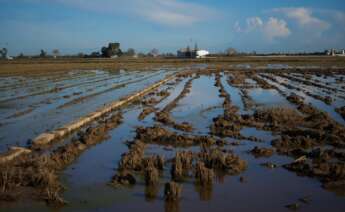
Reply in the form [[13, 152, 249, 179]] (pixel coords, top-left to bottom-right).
[[29, 74, 176, 149], [210, 73, 259, 140], [336, 106, 345, 120], [1, 68, 345, 211], [0, 112, 123, 204], [111, 122, 246, 204], [136, 125, 222, 147], [153, 76, 196, 132]]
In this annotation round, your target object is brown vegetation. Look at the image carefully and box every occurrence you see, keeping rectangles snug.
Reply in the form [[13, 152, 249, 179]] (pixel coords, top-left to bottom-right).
[[336, 106, 345, 120], [0, 112, 123, 205]]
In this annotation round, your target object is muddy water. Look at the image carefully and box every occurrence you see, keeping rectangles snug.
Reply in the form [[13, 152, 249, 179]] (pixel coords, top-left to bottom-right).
[[260, 74, 345, 125], [0, 69, 172, 151], [222, 74, 245, 113], [60, 71, 345, 212], [2, 70, 345, 212], [171, 74, 223, 135]]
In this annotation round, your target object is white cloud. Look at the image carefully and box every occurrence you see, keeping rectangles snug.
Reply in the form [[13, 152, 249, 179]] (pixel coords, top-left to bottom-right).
[[272, 7, 330, 31], [234, 16, 290, 40], [51, 0, 218, 26], [235, 17, 263, 32], [246, 17, 263, 30], [263, 17, 290, 40]]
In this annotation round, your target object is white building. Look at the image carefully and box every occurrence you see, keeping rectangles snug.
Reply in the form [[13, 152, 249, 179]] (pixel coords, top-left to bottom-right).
[[196, 50, 209, 58], [177, 45, 209, 59], [326, 49, 345, 56]]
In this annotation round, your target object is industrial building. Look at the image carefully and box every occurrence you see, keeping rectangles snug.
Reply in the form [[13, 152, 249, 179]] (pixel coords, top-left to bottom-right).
[[177, 45, 209, 58]]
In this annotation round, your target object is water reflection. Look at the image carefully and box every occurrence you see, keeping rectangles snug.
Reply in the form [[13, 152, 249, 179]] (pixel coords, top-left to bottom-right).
[[145, 184, 160, 202], [195, 183, 213, 201], [165, 200, 180, 212]]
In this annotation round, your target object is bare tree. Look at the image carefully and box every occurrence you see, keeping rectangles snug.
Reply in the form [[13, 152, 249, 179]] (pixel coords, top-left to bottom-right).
[[226, 48, 237, 56], [52, 49, 60, 58], [17, 52, 25, 58], [149, 48, 159, 57], [40, 49, 47, 58], [126, 48, 136, 56], [77, 52, 85, 58], [0, 48, 8, 59]]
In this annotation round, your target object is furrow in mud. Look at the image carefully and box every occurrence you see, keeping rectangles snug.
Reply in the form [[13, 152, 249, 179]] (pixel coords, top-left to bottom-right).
[[0, 71, 142, 104], [272, 73, 339, 104], [56, 73, 158, 109], [257, 73, 345, 125], [1, 68, 345, 211], [278, 72, 345, 94], [0, 71, 110, 97], [154, 74, 197, 132], [0, 111, 123, 205]]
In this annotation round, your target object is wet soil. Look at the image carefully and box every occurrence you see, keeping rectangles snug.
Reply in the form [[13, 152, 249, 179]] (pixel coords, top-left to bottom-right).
[[1, 67, 345, 212]]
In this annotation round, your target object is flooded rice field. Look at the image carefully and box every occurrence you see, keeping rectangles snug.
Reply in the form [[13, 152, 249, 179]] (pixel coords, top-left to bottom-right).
[[1, 67, 345, 211], [0, 69, 174, 151]]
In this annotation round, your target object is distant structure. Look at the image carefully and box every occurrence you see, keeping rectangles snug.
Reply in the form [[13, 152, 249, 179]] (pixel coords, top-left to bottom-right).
[[0, 48, 9, 59], [177, 43, 209, 58], [101, 42, 122, 58], [325, 49, 345, 56]]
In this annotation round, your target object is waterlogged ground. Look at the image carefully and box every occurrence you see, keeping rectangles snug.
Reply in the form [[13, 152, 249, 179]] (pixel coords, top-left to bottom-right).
[[1, 68, 345, 212], [0, 69, 173, 151]]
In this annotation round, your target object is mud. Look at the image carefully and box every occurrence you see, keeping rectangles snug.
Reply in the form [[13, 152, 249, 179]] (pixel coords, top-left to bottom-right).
[[110, 171, 136, 187], [252, 107, 304, 131], [284, 160, 345, 194], [199, 147, 247, 175], [0, 154, 65, 205], [336, 106, 345, 120], [195, 161, 214, 185], [250, 146, 274, 158], [240, 89, 256, 110], [138, 107, 156, 120], [153, 77, 196, 132], [164, 181, 182, 201], [136, 125, 220, 147], [155, 111, 193, 132], [252, 75, 275, 89], [171, 151, 194, 181], [2, 68, 345, 211], [0, 111, 123, 205], [57, 74, 158, 109], [210, 73, 244, 138]]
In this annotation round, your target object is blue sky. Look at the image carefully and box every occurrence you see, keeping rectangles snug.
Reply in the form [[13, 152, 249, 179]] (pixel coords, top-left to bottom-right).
[[1, 0, 345, 55]]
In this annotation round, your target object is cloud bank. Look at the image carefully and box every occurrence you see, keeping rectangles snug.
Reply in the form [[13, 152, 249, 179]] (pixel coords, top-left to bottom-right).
[[272, 7, 330, 32], [235, 17, 290, 41]]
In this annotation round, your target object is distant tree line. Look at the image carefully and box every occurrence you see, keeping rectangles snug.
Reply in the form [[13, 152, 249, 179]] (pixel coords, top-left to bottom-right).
[[2, 43, 333, 60], [209, 47, 328, 57]]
